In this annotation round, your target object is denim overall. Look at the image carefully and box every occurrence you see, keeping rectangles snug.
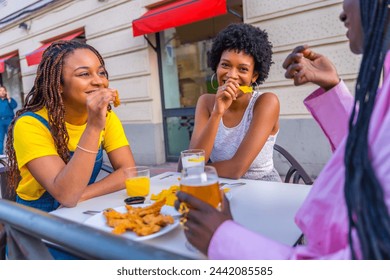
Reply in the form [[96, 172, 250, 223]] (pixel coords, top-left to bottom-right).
[[15, 112, 103, 212]]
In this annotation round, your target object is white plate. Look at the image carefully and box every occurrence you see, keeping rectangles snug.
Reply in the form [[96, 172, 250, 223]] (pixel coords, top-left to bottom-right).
[[84, 204, 180, 241]]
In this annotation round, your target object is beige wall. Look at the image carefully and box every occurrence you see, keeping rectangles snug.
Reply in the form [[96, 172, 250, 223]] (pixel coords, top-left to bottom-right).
[[244, 0, 360, 117], [242, 0, 361, 176]]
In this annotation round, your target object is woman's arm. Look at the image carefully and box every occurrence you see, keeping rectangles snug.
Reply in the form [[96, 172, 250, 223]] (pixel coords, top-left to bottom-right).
[[26, 124, 104, 207], [304, 81, 353, 151], [176, 190, 352, 259], [210, 92, 280, 179], [8, 98, 17, 109], [208, 220, 352, 260], [189, 94, 223, 162], [79, 145, 135, 202], [190, 79, 240, 161]]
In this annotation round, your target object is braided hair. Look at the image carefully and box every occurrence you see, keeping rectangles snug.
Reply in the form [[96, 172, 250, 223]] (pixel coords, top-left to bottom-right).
[[344, 0, 390, 259], [5, 40, 107, 196]]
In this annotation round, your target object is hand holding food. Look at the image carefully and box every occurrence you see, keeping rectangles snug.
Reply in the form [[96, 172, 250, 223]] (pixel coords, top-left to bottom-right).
[[214, 79, 240, 114]]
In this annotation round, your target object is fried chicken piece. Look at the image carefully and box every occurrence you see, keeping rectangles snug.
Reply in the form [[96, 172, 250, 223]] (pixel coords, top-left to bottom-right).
[[133, 224, 161, 236], [143, 214, 174, 226], [125, 198, 166, 217], [113, 90, 121, 107], [104, 209, 128, 219]]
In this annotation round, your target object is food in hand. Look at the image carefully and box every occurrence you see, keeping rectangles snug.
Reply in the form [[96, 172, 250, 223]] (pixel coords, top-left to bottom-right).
[[103, 199, 174, 236], [113, 90, 121, 107], [238, 85, 253, 93], [178, 202, 190, 229]]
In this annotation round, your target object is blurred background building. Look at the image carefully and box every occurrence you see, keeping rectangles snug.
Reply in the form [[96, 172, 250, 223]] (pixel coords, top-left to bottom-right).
[[0, 0, 360, 178]]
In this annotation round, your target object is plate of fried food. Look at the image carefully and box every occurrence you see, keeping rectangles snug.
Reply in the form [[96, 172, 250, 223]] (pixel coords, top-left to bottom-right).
[[84, 199, 180, 241]]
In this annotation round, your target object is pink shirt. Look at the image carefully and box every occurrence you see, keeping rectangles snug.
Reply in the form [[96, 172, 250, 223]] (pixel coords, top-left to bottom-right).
[[208, 52, 390, 259]]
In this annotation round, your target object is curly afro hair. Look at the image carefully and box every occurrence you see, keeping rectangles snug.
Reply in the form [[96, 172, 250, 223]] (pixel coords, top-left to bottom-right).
[[208, 23, 273, 85]]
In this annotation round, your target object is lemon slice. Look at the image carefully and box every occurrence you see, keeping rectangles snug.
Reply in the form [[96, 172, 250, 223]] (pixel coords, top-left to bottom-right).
[[187, 156, 205, 162], [239, 85, 253, 93]]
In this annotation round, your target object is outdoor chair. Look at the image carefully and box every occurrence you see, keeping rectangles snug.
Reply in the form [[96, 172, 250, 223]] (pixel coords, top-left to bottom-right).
[[273, 144, 313, 185], [272, 144, 313, 246]]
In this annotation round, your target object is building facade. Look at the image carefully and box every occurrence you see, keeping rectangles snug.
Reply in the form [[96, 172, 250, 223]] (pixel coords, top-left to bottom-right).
[[0, 0, 360, 177]]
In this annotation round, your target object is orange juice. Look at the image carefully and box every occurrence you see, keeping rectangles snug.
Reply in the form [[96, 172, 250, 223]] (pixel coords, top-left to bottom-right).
[[125, 177, 150, 196], [180, 181, 221, 208]]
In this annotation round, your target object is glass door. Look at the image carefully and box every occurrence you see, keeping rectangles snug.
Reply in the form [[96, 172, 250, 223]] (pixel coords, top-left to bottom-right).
[[1, 55, 23, 111]]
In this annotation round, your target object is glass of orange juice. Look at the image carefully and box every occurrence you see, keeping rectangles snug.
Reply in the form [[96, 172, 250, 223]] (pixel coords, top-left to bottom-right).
[[180, 165, 221, 208], [124, 166, 150, 197]]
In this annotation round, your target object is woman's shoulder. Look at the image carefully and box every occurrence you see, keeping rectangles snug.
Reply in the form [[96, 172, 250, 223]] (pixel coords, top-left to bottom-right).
[[253, 91, 280, 108], [197, 93, 216, 110], [14, 110, 51, 137], [106, 110, 119, 121], [198, 93, 216, 102], [16, 108, 49, 126], [105, 110, 124, 129]]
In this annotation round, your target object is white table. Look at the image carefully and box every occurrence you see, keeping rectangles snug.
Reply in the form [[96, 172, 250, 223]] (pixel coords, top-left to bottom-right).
[[50, 172, 312, 259]]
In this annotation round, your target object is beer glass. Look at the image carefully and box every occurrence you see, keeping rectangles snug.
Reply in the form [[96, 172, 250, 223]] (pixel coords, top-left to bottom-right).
[[180, 165, 221, 209], [180, 165, 221, 252]]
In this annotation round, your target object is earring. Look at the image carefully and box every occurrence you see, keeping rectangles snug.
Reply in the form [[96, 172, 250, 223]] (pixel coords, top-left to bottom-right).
[[251, 81, 259, 91], [211, 73, 218, 90]]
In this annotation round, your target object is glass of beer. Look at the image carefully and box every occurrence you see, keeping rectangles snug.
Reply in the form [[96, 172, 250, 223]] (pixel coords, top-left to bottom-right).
[[179, 165, 221, 252], [180, 165, 221, 208], [124, 166, 150, 197]]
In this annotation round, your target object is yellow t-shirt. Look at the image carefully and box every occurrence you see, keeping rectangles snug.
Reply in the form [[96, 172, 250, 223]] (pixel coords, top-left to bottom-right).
[[13, 108, 129, 200]]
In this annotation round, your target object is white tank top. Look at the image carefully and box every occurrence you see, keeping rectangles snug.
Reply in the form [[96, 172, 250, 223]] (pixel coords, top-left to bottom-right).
[[210, 91, 281, 181]]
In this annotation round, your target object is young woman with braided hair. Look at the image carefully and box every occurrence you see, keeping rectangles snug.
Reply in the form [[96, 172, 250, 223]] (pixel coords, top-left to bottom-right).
[[5, 40, 135, 212], [175, 0, 390, 259]]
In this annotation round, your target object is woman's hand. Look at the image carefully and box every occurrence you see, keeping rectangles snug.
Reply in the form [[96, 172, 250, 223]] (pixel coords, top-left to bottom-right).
[[86, 88, 117, 130], [175, 191, 233, 255], [5, 89, 10, 101], [282, 45, 340, 91], [213, 79, 240, 115]]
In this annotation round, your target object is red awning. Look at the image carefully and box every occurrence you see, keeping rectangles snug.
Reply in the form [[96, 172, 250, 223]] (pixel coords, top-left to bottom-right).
[[26, 30, 84, 66], [132, 0, 227, 37], [0, 53, 17, 73]]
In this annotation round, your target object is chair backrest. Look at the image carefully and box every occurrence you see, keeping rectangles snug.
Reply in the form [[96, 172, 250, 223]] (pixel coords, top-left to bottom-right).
[[0, 158, 16, 202], [273, 144, 313, 185]]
